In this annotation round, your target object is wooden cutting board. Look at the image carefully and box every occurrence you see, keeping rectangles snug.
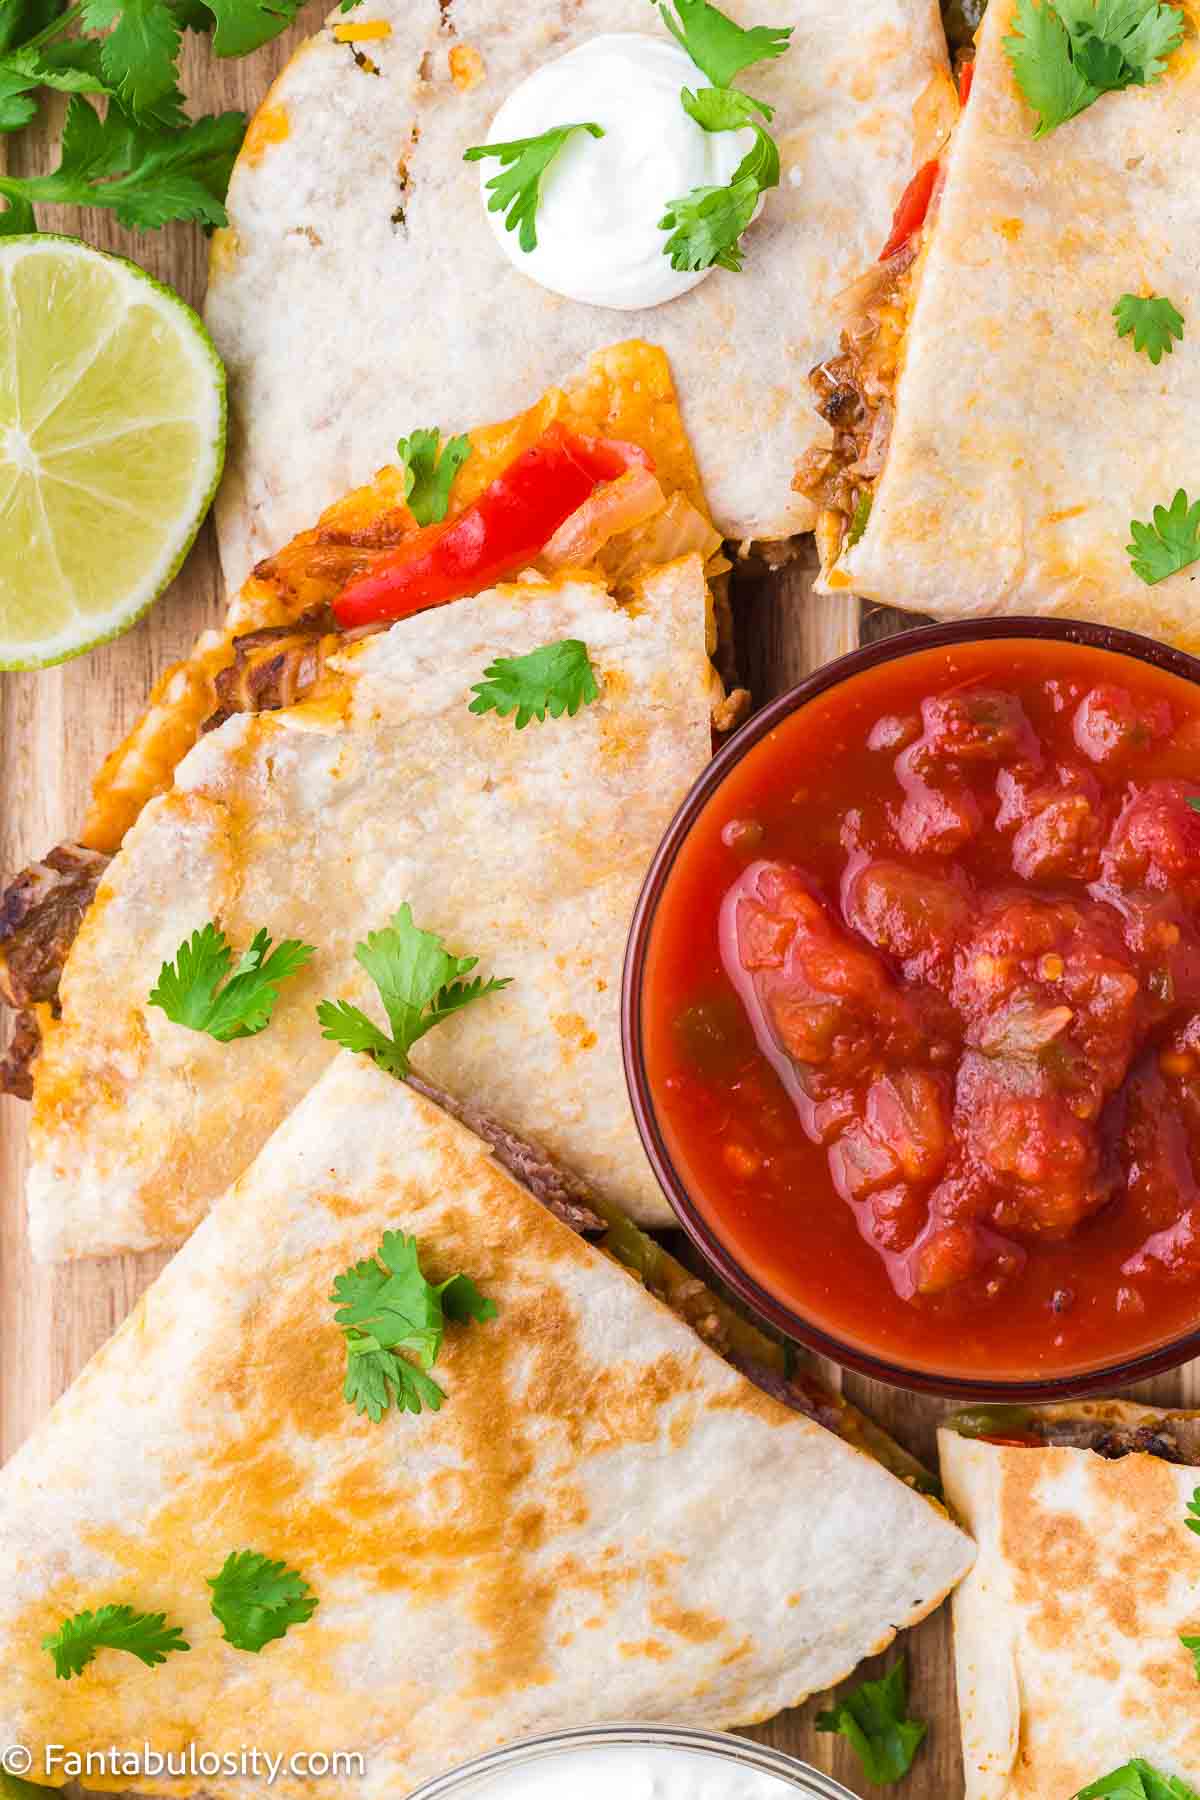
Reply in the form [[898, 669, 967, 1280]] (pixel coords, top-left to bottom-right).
[[1, 16, 1197, 1795]]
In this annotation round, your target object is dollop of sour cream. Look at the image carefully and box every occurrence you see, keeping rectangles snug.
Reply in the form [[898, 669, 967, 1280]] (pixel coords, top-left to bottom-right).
[[455, 1743, 808, 1800], [478, 34, 754, 312]]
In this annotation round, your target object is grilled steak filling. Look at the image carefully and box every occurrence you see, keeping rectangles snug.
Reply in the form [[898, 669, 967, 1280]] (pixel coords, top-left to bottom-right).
[[0, 844, 110, 1011], [0, 1009, 41, 1102], [952, 1408, 1200, 1466], [793, 245, 916, 566], [203, 607, 352, 732]]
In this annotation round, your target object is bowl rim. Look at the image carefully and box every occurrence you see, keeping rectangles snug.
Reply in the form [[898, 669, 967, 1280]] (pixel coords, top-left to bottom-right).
[[404, 1723, 860, 1798], [621, 613, 1200, 1403]]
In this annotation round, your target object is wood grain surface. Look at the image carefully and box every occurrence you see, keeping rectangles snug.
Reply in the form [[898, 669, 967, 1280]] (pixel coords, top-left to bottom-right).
[[1, 15, 1197, 1796]]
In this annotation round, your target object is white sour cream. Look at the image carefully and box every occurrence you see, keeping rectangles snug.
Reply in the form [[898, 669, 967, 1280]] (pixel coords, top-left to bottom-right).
[[477, 34, 755, 311], [449, 1743, 808, 1800]]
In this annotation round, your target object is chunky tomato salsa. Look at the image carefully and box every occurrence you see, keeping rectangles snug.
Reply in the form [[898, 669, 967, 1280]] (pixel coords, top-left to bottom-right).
[[642, 637, 1200, 1380]]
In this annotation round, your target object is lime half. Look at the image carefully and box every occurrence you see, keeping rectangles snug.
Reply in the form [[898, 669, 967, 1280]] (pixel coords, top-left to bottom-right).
[[0, 234, 226, 669]]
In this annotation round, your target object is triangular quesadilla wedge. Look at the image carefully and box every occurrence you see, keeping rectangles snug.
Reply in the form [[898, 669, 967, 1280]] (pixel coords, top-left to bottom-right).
[[798, 0, 1200, 640], [203, 0, 955, 585], [940, 1404, 1200, 1800], [1, 1053, 973, 1793], [74, 340, 734, 860], [21, 557, 711, 1258]]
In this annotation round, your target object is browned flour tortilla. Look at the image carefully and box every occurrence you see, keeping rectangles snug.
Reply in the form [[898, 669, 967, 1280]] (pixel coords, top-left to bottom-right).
[[25, 559, 711, 1258], [941, 1407, 1200, 1800], [820, 0, 1200, 637], [204, 0, 954, 585], [0, 1056, 974, 1797]]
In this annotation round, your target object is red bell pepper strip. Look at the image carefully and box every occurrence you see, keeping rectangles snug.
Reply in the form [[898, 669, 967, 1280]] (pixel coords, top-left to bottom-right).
[[980, 1433, 1043, 1448], [958, 58, 975, 105], [878, 157, 940, 262], [333, 424, 653, 629]]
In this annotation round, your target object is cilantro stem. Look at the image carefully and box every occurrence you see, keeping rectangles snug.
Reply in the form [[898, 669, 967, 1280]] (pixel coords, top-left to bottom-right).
[[20, 2, 84, 53]]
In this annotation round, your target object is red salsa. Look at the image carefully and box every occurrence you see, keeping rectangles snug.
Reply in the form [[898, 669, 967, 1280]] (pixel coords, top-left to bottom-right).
[[642, 638, 1200, 1380]]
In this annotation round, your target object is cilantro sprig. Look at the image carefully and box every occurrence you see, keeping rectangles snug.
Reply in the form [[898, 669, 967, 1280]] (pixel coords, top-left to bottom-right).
[[148, 922, 315, 1042], [317, 903, 510, 1079], [207, 1551, 317, 1653], [397, 427, 472, 527], [1003, 0, 1185, 138], [0, 92, 244, 233], [1114, 293, 1185, 364], [1186, 1487, 1200, 1535], [1182, 1633, 1200, 1682], [652, 0, 792, 88], [654, 0, 789, 274], [1127, 490, 1200, 587], [816, 1658, 928, 1784], [468, 638, 600, 730], [332, 1229, 497, 1421], [0, 0, 314, 235], [43, 1603, 190, 1680], [464, 122, 604, 254], [1076, 1761, 1200, 1799]]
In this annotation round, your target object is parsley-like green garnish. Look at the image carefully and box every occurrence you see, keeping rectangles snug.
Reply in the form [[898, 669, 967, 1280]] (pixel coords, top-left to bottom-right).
[[0, 40, 111, 137], [1003, 0, 1185, 139], [149, 923, 315, 1042], [464, 122, 604, 253], [1186, 1487, 1200, 1534], [207, 1551, 318, 1653], [1127, 489, 1200, 587], [681, 80, 772, 130], [1114, 293, 1185, 364], [652, 0, 792, 88], [815, 1657, 928, 1784], [1182, 1633, 1200, 1682], [397, 427, 472, 527], [317, 903, 510, 1079], [332, 1229, 497, 1421], [43, 1603, 190, 1681], [1076, 1760, 1200, 1799], [661, 122, 778, 273], [0, 95, 245, 233], [468, 638, 600, 730], [846, 490, 873, 550]]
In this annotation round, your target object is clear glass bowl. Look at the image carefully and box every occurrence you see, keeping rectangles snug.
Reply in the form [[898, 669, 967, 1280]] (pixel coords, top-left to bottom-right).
[[621, 615, 1200, 1402], [406, 1725, 859, 1799]]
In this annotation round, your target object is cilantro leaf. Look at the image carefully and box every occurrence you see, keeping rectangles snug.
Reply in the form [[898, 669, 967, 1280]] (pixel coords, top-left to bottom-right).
[[1127, 489, 1200, 587], [1004, 0, 1184, 137], [207, 1550, 318, 1653], [396, 427, 472, 527], [464, 121, 603, 253], [468, 638, 600, 730], [0, 0, 68, 55], [0, 95, 245, 231], [332, 1229, 496, 1421], [816, 1658, 928, 1784], [681, 82, 771, 128], [317, 902, 510, 1079], [0, 39, 112, 133], [660, 122, 777, 272], [80, 0, 184, 124], [1182, 1634, 1200, 1682], [149, 921, 315, 1042], [1186, 1486, 1200, 1535], [1077, 1760, 1200, 1799], [1114, 292, 1185, 364], [43, 1603, 190, 1680], [652, 0, 792, 89], [193, 0, 305, 60]]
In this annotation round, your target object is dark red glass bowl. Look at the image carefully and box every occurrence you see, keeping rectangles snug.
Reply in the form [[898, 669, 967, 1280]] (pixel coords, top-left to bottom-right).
[[622, 615, 1200, 1403]]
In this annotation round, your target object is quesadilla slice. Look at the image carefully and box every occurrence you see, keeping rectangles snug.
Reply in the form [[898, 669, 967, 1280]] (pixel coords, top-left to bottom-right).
[[798, 0, 1200, 640], [20, 552, 711, 1257], [941, 1404, 1200, 1800], [0, 1052, 973, 1793], [203, 0, 955, 583]]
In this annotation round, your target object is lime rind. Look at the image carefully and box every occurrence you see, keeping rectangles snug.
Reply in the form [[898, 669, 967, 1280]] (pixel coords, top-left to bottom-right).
[[0, 232, 227, 671]]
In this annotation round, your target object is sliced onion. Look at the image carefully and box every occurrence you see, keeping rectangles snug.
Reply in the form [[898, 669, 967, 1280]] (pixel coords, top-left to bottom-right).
[[848, 400, 894, 480], [541, 466, 666, 570], [599, 491, 724, 587], [834, 243, 917, 327]]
